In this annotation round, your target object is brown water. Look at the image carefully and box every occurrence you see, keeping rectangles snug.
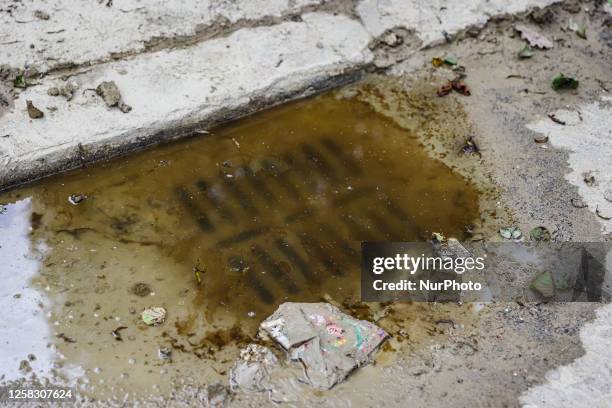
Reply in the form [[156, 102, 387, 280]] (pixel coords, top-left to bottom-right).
[[0, 89, 480, 400]]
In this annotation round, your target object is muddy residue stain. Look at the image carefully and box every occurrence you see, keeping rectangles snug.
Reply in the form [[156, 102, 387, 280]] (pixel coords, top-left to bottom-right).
[[0, 86, 482, 399]]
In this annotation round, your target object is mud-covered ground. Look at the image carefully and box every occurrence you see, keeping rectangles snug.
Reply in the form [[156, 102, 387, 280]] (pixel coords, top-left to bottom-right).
[[0, 1, 611, 407]]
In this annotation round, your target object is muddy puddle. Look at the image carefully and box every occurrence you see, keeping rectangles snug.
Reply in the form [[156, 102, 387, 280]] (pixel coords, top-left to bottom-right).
[[0, 85, 482, 400]]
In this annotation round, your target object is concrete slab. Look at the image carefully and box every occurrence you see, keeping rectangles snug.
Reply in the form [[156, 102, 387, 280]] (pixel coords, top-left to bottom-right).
[[0, 0, 322, 73], [357, 0, 560, 47], [527, 98, 612, 235], [0, 12, 372, 190], [521, 303, 612, 408]]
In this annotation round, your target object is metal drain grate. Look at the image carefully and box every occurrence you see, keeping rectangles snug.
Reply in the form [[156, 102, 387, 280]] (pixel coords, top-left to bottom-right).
[[177, 137, 419, 305]]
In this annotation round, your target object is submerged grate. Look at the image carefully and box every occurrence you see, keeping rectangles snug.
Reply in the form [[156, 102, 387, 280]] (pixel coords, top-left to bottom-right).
[[177, 137, 420, 306]]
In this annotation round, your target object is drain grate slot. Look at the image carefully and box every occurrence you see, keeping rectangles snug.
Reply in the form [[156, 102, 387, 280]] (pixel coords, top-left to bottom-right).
[[175, 133, 439, 306]]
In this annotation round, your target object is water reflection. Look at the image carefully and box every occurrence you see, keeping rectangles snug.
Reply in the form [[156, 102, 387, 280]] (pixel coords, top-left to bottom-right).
[[0, 199, 56, 381]]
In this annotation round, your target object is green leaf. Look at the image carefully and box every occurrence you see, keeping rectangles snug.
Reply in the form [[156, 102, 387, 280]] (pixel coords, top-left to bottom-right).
[[13, 74, 26, 89], [531, 271, 555, 298], [529, 226, 551, 242], [552, 74, 579, 90], [518, 45, 535, 59]]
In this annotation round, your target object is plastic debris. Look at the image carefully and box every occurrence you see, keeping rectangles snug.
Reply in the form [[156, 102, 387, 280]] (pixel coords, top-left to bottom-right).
[[259, 302, 388, 389], [229, 344, 279, 392], [141, 307, 166, 326], [500, 227, 522, 240], [26, 100, 44, 119], [552, 74, 579, 90], [514, 24, 553, 49], [444, 55, 458, 65]]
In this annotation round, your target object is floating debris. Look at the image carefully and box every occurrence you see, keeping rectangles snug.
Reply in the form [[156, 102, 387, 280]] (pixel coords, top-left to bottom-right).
[[111, 326, 128, 341], [530, 271, 555, 299], [499, 227, 522, 240], [604, 189, 612, 203], [518, 45, 535, 59], [68, 193, 88, 205], [158, 346, 172, 361], [141, 307, 166, 326], [130, 282, 152, 297], [26, 100, 44, 119], [260, 302, 388, 389], [229, 344, 279, 392], [568, 19, 587, 39], [529, 226, 551, 242], [96, 81, 132, 113], [552, 74, 579, 91], [431, 57, 444, 67], [57, 333, 76, 343], [583, 172, 595, 186], [431, 232, 446, 243], [193, 262, 206, 286], [514, 24, 554, 49], [461, 136, 480, 155]]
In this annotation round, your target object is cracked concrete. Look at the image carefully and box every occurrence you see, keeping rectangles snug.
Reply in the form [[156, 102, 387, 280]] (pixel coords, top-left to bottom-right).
[[0, 0, 568, 191], [0, 0, 324, 73]]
